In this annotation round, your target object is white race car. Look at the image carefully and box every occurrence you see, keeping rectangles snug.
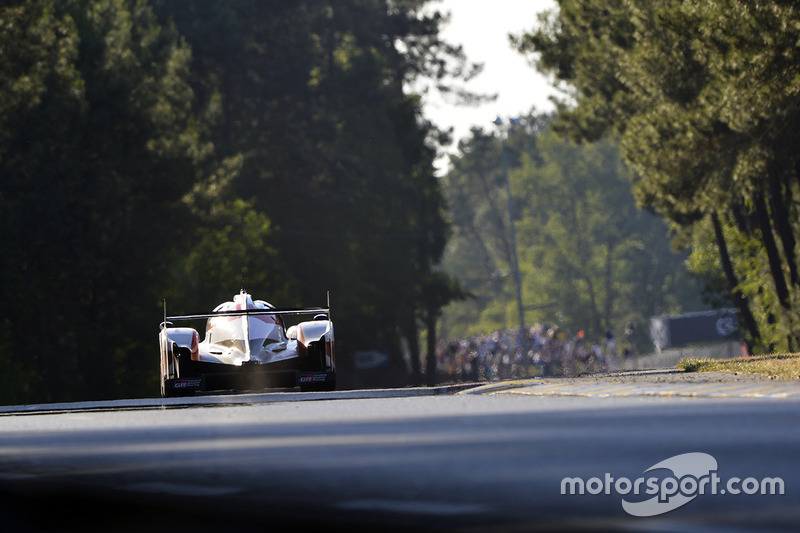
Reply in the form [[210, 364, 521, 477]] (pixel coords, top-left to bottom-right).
[[159, 290, 335, 397]]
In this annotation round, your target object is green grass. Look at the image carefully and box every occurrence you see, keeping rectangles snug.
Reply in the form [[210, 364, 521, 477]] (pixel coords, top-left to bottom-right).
[[677, 353, 800, 380]]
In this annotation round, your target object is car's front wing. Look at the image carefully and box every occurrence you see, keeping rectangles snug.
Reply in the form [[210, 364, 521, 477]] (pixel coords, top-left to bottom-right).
[[163, 359, 335, 396]]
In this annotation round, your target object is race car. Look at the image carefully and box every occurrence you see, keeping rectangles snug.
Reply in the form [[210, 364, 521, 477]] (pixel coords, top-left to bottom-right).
[[159, 290, 335, 397]]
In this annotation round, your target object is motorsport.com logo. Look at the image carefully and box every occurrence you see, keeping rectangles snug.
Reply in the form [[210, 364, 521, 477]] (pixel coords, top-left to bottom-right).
[[561, 452, 785, 517]]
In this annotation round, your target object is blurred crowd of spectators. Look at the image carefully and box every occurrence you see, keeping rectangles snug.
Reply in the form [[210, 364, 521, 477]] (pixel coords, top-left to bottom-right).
[[433, 324, 629, 382]]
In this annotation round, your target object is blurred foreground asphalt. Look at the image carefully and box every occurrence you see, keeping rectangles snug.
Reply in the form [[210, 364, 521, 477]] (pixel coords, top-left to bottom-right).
[[1, 377, 799, 532]]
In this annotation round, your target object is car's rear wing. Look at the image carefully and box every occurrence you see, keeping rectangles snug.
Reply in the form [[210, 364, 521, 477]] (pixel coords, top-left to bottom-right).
[[163, 291, 331, 323], [166, 306, 329, 321]]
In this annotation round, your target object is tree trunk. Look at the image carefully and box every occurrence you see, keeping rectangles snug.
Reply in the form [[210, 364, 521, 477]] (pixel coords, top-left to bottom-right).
[[754, 192, 791, 309], [603, 241, 615, 332], [767, 170, 798, 287], [712, 213, 761, 348], [403, 319, 422, 386], [425, 310, 438, 387]]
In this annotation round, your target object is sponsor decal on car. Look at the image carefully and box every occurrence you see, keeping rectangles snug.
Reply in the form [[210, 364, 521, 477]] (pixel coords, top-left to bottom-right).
[[173, 379, 202, 388], [299, 373, 329, 383]]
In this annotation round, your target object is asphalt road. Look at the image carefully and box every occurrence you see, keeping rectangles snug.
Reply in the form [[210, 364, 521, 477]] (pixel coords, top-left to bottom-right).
[[1, 390, 798, 532]]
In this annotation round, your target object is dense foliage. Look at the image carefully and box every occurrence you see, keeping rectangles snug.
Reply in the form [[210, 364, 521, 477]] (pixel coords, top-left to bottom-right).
[[439, 113, 704, 349], [515, 0, 800, 353], [0, 0, 469, 403]]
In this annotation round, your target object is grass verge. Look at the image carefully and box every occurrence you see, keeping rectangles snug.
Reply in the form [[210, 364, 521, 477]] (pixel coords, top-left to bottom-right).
[[677, 354, 800, 380]]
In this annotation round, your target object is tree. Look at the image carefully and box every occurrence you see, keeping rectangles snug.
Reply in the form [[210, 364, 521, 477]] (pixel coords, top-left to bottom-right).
[[515, 0, 800, 352], [0, 0, 211, 402], [439, 113, 704, 347]]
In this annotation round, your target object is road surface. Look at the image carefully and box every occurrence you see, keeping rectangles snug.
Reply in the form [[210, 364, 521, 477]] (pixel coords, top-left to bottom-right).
[[0, 386, 798, 532]]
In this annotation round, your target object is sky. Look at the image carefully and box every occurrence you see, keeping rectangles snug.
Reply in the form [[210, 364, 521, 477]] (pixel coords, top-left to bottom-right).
[[421, 0, 560, 169]]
